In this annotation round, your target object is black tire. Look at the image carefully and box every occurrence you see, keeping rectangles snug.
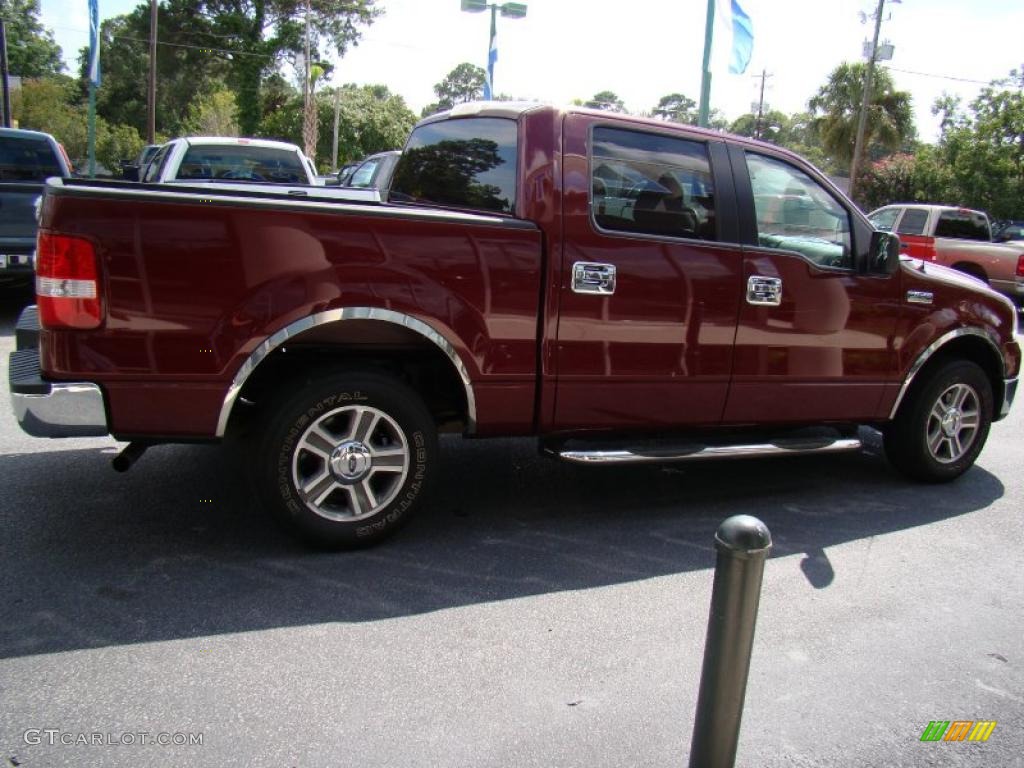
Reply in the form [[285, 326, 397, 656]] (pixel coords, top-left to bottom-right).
[[254, 369, 438, 548], [883, 359, 993, 483]]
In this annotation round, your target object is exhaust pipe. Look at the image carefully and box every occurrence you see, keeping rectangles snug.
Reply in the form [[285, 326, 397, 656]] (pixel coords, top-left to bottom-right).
[[112, 442, 149, 472]]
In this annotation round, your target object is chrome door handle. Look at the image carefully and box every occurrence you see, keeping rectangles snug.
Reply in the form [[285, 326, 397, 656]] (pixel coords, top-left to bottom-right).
[[572, 262, 616, 295], [747, 275, 782, 306]]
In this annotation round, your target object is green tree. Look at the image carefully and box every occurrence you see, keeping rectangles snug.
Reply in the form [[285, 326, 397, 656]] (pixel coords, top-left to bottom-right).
[[808, 62, 915, 176], [652, 93, 696, 123], [0, 0, 63, 77], [927, 67, 1024, 218], [82, 0, 229, 139], [96, 121, 145, 171], [421, 62, 486, 116], [201, 0, 380, 135], [259, 83, 415, 169], [185, 89, 240, 136], [583, 90, 625, 112]]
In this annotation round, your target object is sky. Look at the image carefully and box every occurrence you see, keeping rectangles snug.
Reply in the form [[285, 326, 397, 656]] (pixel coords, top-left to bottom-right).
[[38, 0, 1024, 143]]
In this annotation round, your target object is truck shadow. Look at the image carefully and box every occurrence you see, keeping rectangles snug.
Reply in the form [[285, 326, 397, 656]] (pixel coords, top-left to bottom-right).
[[0, 434, 1006, 659]]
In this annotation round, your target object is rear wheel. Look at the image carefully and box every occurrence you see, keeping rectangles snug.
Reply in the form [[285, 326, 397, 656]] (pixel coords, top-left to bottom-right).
[[255, 370, 438, 548], [884, 360, 993, 482]]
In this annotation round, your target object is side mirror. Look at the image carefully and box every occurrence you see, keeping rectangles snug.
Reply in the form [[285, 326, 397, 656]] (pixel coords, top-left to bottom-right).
[[870, 230, 901, 275], [122, 165, 140, 182]]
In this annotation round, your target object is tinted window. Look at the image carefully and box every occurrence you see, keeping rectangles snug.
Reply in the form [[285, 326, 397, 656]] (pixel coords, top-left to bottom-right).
[[348, 158, 381, 188], [142, 145, 170, 183], [0, 135, 63, 181], [746, 153, 852, 269], [389, 117, 517, 214], [896, 208, 928, 235], [176, 145, 307, 183], [935, 210, 989, 241], [591, 126, 717, 240], [868, 207, 899, 232]]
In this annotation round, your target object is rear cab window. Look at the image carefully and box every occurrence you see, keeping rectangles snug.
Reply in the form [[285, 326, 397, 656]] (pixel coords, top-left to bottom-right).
[[935, 209, 990, 241], [0, 134, 63, 181], [389, 117, 517, 214], [590, 126, 718, 241], [175, 145, 308, 184]]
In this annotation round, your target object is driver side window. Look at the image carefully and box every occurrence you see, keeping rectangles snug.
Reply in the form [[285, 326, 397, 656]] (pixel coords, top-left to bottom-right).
[[746, 152, 853, 269]]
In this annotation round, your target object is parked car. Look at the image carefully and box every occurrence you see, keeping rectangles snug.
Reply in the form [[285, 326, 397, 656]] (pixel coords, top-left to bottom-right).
[[0, 127, 72, 287], [121, 143, 161, 181], [343, 150, 401, 193], [867, 204, 1024, 305], [141, 137, 380, 202], [10, 103, 1020, 549]]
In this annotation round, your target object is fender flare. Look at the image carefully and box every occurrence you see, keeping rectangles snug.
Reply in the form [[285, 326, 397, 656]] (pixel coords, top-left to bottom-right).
[[215, 307, 477, 436], [888, 327, 1004, 420]]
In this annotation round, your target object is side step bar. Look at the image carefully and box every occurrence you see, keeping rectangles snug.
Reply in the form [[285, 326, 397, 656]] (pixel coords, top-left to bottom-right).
[[557, 438, 863, 465]]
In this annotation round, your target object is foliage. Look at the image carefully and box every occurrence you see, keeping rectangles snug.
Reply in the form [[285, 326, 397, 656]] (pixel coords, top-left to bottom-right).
[[652, 93, 697, 124], [807, 62, 915, 173], [259, 83, 415, 170], [0, 0, 63, 77], [856, 67, 1024, 218], [81, 0, 229, 139], [583, 91, 625, 112], [185, 89, 240, 136], [422, 63, 486, 116], [200, 0, 380, 134], [12, 77, 143, 172]]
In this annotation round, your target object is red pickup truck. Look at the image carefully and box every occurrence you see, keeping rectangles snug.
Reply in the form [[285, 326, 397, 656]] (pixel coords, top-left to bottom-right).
[[9, 103, 1021, 547]]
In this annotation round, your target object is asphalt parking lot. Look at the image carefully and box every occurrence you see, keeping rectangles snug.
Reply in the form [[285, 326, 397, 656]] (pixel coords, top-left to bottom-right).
[[0, 293, 1021, 767]]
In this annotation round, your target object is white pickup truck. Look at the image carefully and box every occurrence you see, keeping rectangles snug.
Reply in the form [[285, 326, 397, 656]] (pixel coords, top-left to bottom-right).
[[140, 137, 380, 202], [867, 203, 1024, 306]]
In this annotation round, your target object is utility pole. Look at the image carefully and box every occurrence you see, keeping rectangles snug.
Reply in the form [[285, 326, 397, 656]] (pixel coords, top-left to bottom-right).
[[0, 19, 11, 128], [332, 86, 341, 170], [147, 0, 157, 143], [753, 69, 773, 140], [849, 0, 885, 201], [697, 0, 715, 127]]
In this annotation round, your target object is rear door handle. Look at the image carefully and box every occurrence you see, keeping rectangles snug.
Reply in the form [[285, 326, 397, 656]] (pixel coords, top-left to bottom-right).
[[747, 275, 782, 306], [572, 262, 616, 295]]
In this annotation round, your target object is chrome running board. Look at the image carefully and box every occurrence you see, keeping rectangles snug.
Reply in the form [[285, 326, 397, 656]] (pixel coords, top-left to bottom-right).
[[558, 438, 863, 465]]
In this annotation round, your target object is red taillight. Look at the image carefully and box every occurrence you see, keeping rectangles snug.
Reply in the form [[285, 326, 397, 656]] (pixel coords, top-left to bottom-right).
[[35, 231, 102, 329], [1017, 253, 1024, 277]]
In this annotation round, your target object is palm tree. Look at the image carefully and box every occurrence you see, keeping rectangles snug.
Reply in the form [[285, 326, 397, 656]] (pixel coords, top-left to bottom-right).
[[808, 62, 915, 177]]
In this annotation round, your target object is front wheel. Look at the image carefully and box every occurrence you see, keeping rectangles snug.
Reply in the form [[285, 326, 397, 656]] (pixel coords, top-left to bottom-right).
[[255, 370, 438, 548], [883, 360, 993, 483]]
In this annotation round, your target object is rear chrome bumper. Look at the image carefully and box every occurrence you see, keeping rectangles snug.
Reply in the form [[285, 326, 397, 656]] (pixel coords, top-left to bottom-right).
[[11, 378, 109, 437], [8, 305, 109, 438]]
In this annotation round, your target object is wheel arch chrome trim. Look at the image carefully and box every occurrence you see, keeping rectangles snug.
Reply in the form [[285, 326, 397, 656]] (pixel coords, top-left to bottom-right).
[[215, 307, 477, 437], [888, 327, 1004, 420]]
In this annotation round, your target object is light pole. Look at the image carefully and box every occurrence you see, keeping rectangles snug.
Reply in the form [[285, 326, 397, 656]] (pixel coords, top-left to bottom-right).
[[460, 0, 527, 100], [849, 0, 887, 201]]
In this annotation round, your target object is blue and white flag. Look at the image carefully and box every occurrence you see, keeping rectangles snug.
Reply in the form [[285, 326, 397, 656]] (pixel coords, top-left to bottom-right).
[[721, 0, 753, 75], [88, 0, 101, 87], [483, 10, 496, 100]]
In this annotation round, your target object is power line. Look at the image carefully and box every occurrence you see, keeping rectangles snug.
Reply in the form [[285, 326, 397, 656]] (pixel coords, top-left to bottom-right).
[[883, 66, 991, 86]]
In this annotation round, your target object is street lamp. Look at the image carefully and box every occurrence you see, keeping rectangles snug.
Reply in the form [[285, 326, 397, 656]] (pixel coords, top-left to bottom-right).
[[460, 0, 527, 100]]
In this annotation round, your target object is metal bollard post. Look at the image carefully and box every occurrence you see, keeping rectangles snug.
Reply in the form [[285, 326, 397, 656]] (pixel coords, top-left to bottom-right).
[[688, 515, 772, 768]]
